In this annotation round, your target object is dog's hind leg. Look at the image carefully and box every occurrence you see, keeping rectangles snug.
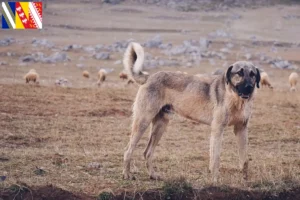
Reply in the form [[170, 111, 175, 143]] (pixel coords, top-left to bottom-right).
[[123, 98, 161, 180], [144, 111, 169, 180], [123, 116, 152, 179]]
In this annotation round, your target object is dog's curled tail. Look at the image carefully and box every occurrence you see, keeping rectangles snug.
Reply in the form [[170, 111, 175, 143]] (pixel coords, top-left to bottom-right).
[[123, 42, 149, 85]]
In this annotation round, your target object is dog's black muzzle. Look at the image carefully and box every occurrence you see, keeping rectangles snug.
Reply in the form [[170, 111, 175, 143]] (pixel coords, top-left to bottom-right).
[[236, 82, 254, 99]]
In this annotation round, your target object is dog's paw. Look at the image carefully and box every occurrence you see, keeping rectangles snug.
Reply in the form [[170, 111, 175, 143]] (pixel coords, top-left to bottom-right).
[[123, 173, 136, 180]]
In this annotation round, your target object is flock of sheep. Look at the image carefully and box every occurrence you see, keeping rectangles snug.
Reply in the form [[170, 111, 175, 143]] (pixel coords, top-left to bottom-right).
[[23, 67, 299, 91], [258, 70, 298, 91]]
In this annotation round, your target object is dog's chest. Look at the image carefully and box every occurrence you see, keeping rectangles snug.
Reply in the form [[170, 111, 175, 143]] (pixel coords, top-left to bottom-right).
[[227, 101, 251, 126]]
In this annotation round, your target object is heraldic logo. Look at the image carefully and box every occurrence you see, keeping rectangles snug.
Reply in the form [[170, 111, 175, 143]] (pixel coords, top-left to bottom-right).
[[1, 2, 42, 29]]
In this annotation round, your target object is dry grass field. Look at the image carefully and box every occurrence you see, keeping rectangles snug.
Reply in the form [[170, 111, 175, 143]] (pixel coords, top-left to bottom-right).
[[0, 0, 300, 199]]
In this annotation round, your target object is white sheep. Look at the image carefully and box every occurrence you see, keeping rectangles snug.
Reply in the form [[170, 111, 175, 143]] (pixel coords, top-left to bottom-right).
[[260, 72, 273, 89], [289, 72, 299, 91], [97, 69, 107, 86], [24, 69, 39, 84], [82, 70, 90, 78]]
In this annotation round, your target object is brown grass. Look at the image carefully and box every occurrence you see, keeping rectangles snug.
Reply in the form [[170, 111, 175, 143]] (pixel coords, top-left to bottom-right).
[[0, 83, 299, 198]]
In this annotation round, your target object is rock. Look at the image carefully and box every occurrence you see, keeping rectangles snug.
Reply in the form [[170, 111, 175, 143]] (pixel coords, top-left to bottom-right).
[[94, 52, 110, 60], [87, 162, 102, 169], [159, 43, 172, 50], [158, 59, 180, 67], [282, 15, 300, 20], [144, 35, 162, 48], [0, 37, 15, 46], [270, 58, 296, 69], [167, 1, 197, 12], [199, 38, 211, 50], [76, 64, 84, 68], [102, 0, 123, 5], [209, 30, 232, 38], [55, 78, 70, 86], [21, 55, 36, 62], [21, 52, 45, 62], [168, 45, 187, 55], [230, 13, 242, 20], [34, 167, 46, 176], [114, 60, 122, 65], [270, 46, 277, 53], [186, 62, 192, 67], [226, 43, 234, 48], [220, 48, 230, 53], [144, 59, 158, 69], [84, 46, 95, 53], [107, 40, 133, 52], [103, 68, 114, 73], [63, 44, 82, 51], [250, 36, 259, 45], [95, 44, 104, 51], [41, 52, 69, 63], [32, 38, 54, 48], [0, 61, 8, 65]]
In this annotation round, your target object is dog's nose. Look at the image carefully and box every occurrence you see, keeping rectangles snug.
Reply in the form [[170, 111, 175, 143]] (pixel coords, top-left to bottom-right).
[[245, 84, 253, 90]]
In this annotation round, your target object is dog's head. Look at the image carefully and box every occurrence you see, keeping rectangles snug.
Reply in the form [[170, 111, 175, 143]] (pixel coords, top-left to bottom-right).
[[226, 61, 260, 99]]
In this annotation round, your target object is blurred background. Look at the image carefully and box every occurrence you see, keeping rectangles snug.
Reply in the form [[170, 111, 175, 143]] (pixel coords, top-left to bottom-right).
[[1, 0, 300, 88]]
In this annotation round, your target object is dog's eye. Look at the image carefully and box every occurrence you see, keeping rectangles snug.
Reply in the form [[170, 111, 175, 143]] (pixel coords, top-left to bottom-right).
[[237, 71, 244, 76], [250, 71, 255, 77]]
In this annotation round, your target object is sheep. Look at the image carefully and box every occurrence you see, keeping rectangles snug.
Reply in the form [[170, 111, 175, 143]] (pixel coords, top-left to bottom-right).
[[24, 69, 39, 84], [119, 72, 135, 84], [260, 71, 273, 89], [97, 69, 107, 86], [82, 70, 90, 78], [289, 72, 299, 91], [119, 72, 128, 80]]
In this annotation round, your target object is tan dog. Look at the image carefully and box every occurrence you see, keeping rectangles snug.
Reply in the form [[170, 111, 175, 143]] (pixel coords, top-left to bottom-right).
[[97, 69, 107, 86], [122, 42, 260, 182], [24, 69, 39, 84], [289, 72, 298, 91]]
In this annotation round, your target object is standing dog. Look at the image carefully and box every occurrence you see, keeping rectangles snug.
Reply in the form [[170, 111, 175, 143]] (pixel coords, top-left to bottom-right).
[[122, 42, 260, 182]]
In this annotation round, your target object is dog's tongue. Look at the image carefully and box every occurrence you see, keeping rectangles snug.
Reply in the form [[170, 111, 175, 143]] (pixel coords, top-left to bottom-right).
[[238, 93, 249, 99], [241, 94, 249, 99]]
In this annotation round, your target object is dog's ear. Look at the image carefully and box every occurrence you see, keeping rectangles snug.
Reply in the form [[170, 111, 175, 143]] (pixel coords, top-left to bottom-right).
[[226, 66, 233, 84], [255, 68, 261, 88]]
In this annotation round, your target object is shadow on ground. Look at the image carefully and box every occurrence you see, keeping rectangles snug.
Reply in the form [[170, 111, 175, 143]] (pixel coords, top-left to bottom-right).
[[1, 184, 300, 200]]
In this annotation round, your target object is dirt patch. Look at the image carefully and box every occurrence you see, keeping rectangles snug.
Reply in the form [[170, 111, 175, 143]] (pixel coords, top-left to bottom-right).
[[0, 184, 93, 200], [1, 184, 300, 200]]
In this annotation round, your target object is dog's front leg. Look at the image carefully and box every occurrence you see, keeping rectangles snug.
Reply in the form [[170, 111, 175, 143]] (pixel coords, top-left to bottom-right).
[[234, 122, 249, 180], [209, 117, 225, 182]]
